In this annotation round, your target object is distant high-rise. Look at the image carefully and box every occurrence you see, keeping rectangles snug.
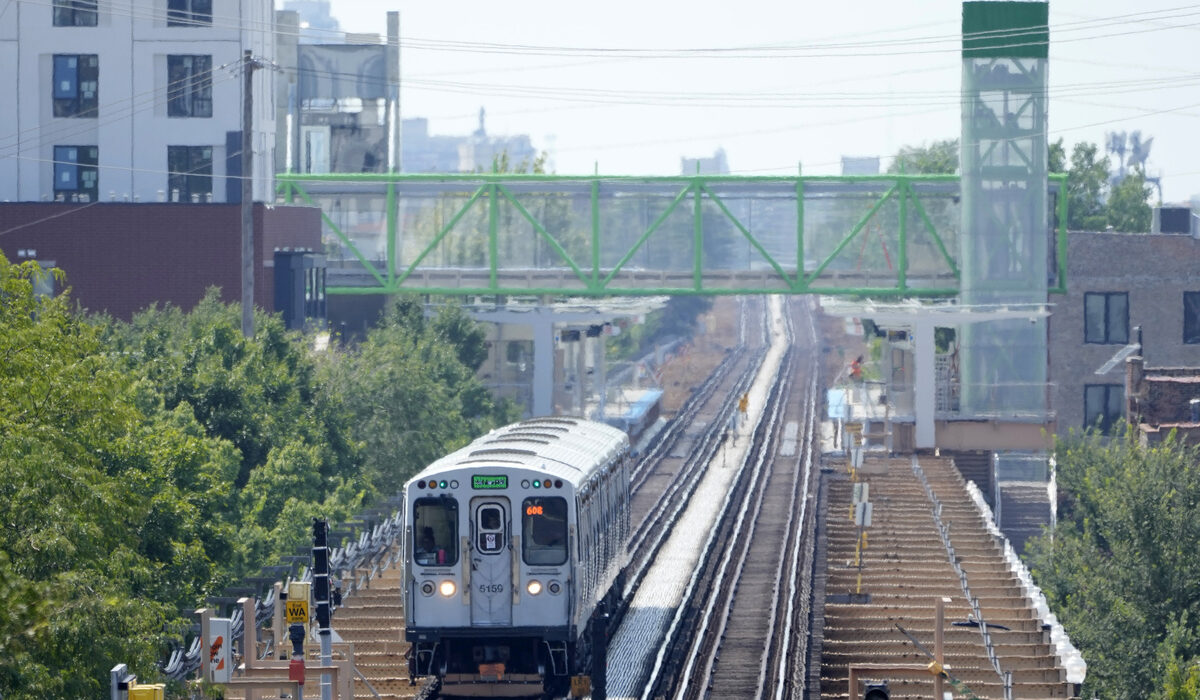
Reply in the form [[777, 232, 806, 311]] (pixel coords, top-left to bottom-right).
[[841, 156, 881, 176], [681, 148, 730, 175], [281, 0, 342, 43], [401, 109, 537, 174], [0, 0, 276, 203]]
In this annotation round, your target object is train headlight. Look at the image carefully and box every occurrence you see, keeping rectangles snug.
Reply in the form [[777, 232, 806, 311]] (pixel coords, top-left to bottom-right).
[[526, 580, 543, 596], [420, 581, 436, 597], [439, 580, 457, 597], [548, 580, 562, 595]]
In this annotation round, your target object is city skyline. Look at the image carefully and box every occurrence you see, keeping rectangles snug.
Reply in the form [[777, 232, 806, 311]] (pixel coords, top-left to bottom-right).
[[316, 0, 1200, 202]]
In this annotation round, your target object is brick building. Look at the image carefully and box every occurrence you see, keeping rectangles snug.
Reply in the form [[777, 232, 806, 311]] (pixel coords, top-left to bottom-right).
[[1125, 356, 1200, 445], [1049, 230, 1200, 436], [0, 202, 320, 320]]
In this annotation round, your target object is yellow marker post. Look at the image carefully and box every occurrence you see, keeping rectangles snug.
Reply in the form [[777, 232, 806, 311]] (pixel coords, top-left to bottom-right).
[[285, 598, 310, 624], [129, 685, 165, 700], [570, 676, 592, 698]]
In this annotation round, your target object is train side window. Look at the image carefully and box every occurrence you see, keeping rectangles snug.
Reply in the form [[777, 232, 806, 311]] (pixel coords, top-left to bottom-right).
[[413, 497, 458, 566], [523, 497, 568, 565]]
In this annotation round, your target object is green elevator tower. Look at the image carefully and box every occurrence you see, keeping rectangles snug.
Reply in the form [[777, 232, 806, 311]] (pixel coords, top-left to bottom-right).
[[959, 1, 1049, 417]]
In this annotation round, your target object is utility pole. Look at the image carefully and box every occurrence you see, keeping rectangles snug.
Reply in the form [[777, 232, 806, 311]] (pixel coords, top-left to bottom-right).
[[241, 49, 257, 338]]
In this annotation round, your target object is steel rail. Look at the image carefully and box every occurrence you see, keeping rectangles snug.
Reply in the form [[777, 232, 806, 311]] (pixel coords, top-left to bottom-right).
[[673, 310, 798, 700], [634, 301, 792, 700], [775, 300, 823, 700]]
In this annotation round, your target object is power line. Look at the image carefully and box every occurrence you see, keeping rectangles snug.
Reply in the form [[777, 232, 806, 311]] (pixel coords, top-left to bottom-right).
[[0, 64, 241, 154], [12, 0, 1200, 61]]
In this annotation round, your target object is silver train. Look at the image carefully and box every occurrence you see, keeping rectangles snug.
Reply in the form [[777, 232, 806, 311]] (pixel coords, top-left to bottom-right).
[[404, 418, 631, 697]]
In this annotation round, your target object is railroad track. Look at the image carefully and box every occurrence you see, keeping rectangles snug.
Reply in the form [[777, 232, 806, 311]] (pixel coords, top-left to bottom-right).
[[647, 297, 823, 700], [620, 298, 768, 626], [629, 296, 765, 500], [415, 297, 774, 700]]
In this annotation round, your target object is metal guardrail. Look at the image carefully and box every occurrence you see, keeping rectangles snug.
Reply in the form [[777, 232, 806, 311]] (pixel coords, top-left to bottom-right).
[[911, 458, 1009, 697], [158, 499, 407, 681]]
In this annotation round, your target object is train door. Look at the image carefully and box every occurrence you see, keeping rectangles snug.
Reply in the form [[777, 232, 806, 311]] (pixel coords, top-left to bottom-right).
[[470, 498, 512, 626]]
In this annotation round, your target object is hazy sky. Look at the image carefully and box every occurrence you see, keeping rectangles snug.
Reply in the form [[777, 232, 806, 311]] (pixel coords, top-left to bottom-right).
[[317, 1, 1198, 201]]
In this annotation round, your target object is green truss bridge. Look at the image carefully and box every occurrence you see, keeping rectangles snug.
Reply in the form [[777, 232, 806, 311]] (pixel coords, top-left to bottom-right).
[[276, 172, 1068, 298]]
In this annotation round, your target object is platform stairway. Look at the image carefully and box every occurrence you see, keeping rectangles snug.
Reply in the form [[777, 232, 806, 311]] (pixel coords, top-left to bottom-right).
[[994, 482, 1053, 558], [319, 547, 417, 699], [818, 455, 1071, 699]]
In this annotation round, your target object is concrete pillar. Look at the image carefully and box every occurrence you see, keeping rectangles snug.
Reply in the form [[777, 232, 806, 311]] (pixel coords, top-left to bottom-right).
[[575, 331, 586, 416], [532, 317, 555, 417], [915, 320, 936, 449], [595, 331, 607, 418], [386, 12, 401, 172]]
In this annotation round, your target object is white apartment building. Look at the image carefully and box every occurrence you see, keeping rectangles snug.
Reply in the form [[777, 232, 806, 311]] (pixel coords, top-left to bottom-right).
[[0, 0, 276, 204]]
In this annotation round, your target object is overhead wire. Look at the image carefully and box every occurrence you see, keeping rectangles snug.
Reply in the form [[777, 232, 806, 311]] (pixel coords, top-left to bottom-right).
[[0, 59, 242, 153], [3, 0, 1196, 191], [8, 0, 1199, 122], [12, 0, 1200, 60]]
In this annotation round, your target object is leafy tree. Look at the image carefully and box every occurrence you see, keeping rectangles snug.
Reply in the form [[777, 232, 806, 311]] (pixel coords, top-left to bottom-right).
[[0, 252, 524, 695], [1108, 165, 1154, 233], [1062, 140, 1111, 230], [888, 138, 959, 174], [322, 297, 518, 489], [431, 303, 490, 371], [1029, 429, 1200, 699], [606, 297, 713, 361], [1161, 657, 1200, 700], [1048, 138, 1066, 174], [0, 256, 174, 697]]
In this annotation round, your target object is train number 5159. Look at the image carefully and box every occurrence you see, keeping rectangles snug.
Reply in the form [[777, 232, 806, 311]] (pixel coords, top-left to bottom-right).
[[478, 583, 504, 594]]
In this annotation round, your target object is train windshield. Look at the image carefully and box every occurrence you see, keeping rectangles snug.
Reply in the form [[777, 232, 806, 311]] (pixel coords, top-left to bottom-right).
[[522, 497, 568, 565], [413, 497, 458, 566]]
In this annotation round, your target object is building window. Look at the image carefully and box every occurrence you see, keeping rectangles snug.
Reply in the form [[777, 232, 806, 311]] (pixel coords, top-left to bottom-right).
[[53, 0, 98, 26], [167, 0, 212, 26], [1084, 384, 1124, 435], [167, 55, 212, 118], [1084, 292, 1129, 344], [1185, 293, 1200, 344], [52, 54, 98, 118], [53, 145, 98, 202], [168, 146, 213, 202]]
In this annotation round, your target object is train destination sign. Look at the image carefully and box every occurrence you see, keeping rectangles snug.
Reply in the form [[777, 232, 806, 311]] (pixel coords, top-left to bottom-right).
[[473, 475, 508, 490]]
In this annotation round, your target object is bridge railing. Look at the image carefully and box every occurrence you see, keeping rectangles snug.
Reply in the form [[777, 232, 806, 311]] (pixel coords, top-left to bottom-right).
[[158, 497, 406, 682], [275, 172, 1068, 298]]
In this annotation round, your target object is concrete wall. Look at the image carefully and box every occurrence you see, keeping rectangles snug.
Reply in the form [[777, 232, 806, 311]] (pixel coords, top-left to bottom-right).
[[1, 0, 275, 203], [1049, 231, 1200, 435], [0, 202, 319, 319]]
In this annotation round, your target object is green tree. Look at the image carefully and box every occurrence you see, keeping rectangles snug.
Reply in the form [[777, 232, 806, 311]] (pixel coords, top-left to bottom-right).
[[1048, 138, 1066, 174], [888, 138, 959, 174], [323, 297, 518, 488], [431, 304, 490, 371], [1161, 657, 1200, 700], [1063, 141, 1111, 230], [0, 256, 174, 697], [100, 290, 366, 581], [1029, 429, 1200, 699], [1108, 166, 1154, 233]]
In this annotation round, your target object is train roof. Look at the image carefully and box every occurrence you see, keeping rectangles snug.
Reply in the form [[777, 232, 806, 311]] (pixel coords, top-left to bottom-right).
[[409, 418, 629, 487]]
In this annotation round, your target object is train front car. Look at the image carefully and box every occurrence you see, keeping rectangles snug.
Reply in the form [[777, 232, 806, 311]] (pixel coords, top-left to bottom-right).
[[404, 418, 631, 697]]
